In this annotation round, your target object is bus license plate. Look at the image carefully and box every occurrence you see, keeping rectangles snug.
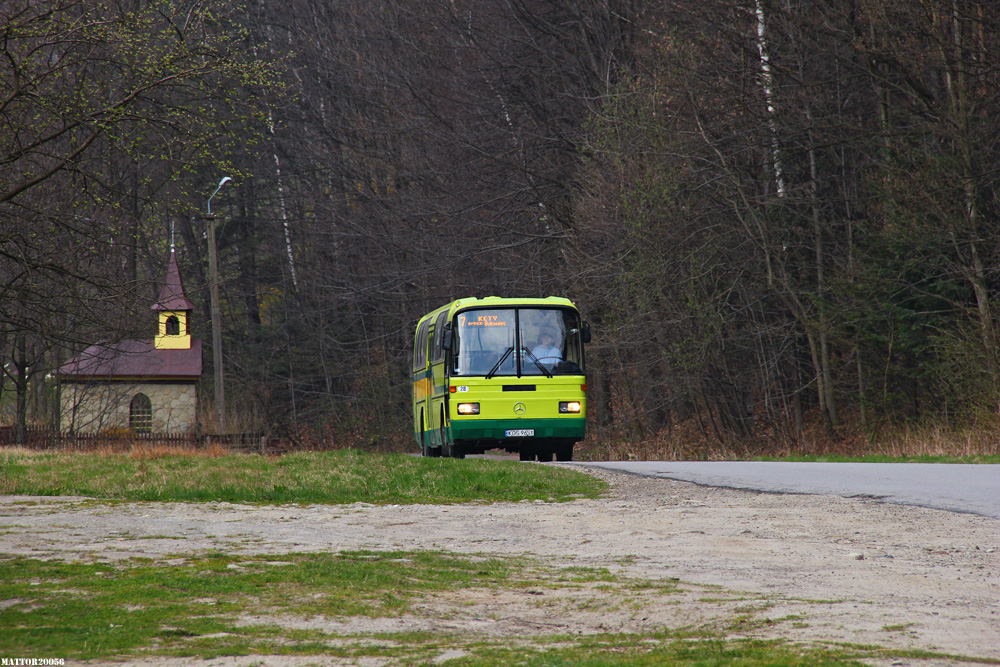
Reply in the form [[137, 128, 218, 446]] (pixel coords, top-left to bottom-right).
[[505, 429, 534, 438]]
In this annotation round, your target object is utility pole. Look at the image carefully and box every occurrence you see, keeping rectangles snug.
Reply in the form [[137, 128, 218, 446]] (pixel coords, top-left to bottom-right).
[[206, 176, 232, 432]]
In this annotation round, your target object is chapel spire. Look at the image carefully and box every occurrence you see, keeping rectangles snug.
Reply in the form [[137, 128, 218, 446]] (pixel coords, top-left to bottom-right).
[[153, 251, 194, 350]]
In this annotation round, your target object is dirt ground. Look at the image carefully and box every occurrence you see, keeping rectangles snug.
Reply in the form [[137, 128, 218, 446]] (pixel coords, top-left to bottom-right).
[[2, 464, 998, 667]]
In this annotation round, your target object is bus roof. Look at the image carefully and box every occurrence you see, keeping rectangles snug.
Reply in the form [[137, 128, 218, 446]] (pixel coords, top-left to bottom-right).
[[417, 296, 579, 326]]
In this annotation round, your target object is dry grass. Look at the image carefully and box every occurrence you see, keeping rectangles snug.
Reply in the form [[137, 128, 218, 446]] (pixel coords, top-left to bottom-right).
[[863, 422, 1000, 459], [0, 442, 233, 460], [122, 442, 231, 460], [0, 446, 45, 457], [579, 407, 1000, 461], [72, 442, 232, 460]]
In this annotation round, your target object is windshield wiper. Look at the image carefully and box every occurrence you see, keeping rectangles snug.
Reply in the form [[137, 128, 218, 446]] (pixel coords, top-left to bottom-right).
[[523, 347, 553, 378], [486, 347, 514, 380]]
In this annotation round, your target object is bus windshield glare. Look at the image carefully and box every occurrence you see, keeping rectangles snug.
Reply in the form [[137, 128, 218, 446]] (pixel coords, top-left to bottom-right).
[[452, 307, 584, 377]]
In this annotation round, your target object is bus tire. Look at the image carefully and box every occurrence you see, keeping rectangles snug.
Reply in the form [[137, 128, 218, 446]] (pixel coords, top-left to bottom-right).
[[439, 409, 449, 452], [556, 442, 574, 461]]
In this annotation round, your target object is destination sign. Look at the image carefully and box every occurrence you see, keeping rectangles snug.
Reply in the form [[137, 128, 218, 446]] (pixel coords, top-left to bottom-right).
[[463, 314, 508, 327]]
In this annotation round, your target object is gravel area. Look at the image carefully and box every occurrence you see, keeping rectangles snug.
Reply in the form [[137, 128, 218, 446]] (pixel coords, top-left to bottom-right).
[[1, 464, 998, 666]]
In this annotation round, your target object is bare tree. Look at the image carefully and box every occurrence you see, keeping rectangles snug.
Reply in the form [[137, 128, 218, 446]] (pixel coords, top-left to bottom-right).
[[0, 0, 278, 439]]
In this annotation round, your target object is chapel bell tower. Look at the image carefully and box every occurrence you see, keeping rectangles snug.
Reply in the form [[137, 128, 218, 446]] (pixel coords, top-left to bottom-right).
[[153, 251, 195, 350]]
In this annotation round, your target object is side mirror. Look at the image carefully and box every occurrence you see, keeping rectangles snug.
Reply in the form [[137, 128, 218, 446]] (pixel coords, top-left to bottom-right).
[[582, 321, 591, 344], [441, 324, 453, 350]]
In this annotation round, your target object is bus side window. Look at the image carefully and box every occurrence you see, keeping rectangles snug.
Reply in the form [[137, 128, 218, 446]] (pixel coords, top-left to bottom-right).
[[413, 319, 430, 371], [430, 311, 448, 363]]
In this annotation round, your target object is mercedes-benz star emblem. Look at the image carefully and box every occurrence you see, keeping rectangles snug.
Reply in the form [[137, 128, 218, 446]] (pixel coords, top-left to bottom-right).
[[513, 402, 527, 415]]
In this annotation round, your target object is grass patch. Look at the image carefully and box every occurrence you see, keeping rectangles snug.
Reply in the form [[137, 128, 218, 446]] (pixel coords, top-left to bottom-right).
[[0, 449, 604, 504], [458, 638, 872, 666], [882, 623, 915, 632], [0, 551, 531, 659], [0, 551, 897, 666]]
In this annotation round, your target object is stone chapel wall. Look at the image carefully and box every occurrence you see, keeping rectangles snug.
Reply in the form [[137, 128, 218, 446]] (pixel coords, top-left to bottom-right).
[[60, 382, 198, 435]]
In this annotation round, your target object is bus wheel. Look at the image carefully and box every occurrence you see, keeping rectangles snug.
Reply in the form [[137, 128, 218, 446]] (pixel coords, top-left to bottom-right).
[[556, 442, 574, 462], [439, 413, 451, 456]]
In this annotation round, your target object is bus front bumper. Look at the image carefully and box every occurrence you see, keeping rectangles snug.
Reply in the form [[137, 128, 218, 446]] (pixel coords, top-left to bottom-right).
[[449, 417, 585, 442]]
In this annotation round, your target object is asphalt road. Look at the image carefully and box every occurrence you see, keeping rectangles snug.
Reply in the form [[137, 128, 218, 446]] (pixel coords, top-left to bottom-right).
[[573, 461, 1000, 519]]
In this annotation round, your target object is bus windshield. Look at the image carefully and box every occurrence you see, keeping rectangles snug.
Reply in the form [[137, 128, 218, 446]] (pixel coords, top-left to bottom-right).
[[451, 307, 585, 377]]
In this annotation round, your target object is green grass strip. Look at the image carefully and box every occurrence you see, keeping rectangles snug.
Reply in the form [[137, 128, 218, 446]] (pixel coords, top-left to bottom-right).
[[0, 449, 604, 504], [0, 552, 888, 666], [457, 638, 873, 667], [0, 551, 532, 659]]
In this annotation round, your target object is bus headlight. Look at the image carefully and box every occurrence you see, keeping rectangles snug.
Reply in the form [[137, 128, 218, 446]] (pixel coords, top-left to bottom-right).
[[559, 401, 582, 414], [457, 403, 480, 415]]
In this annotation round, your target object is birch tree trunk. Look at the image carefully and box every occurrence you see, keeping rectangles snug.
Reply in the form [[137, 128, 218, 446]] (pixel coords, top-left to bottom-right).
[[755, 0, 785, 197]]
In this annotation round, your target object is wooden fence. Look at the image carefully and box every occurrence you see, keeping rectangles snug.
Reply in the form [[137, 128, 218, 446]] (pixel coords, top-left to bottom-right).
[[0, 426, 281, 454]]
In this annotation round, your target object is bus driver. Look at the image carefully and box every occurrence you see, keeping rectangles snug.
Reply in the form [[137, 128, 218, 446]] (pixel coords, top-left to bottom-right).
[[531, 331, 562, 368]]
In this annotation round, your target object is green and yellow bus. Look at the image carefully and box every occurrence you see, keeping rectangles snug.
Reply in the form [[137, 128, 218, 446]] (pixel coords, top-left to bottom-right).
[[412, 296, 590, 461]]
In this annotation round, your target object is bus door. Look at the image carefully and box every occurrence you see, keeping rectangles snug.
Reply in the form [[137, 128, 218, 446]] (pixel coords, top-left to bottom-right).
[[427, 310, 450, 444], [412, 318, 431, 442]]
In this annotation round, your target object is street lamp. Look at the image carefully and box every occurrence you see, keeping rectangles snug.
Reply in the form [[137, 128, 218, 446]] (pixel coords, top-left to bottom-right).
[[207, 176, 231, 215], [206, 176, 231, 432]]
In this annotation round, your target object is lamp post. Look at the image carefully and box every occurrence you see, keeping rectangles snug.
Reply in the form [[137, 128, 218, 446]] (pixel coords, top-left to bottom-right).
[[207, 176, 231, 432]]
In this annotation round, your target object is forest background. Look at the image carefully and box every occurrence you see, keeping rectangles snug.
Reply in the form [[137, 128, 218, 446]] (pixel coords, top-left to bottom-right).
[[3, 0, 999, 459]]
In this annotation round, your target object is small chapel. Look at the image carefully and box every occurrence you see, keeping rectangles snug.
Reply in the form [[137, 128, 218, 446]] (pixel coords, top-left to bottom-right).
[[58, 252, 203, 435]]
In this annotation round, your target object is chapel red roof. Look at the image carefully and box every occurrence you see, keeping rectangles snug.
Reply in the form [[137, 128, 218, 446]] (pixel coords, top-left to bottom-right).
[[57, 338, 203, 380]]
